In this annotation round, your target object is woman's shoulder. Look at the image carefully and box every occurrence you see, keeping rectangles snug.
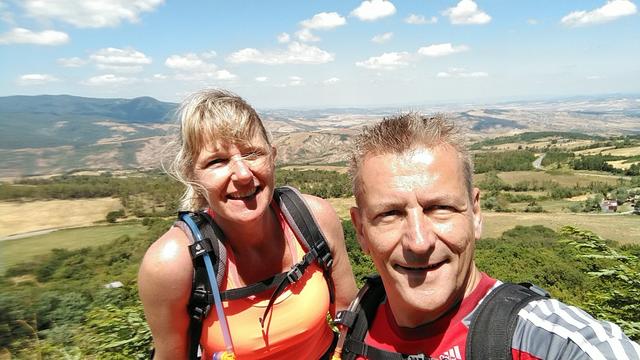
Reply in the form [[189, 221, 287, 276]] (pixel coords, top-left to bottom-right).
[[300, 194, 340, 222], [299, 193, 343, 245], [138, 226, 193, 301]]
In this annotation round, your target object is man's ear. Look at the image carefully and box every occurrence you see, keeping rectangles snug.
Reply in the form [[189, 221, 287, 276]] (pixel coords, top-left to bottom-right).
[[350, 206, 369, 254], [271, 145, 277, 159], [471, 187, 483, 241]]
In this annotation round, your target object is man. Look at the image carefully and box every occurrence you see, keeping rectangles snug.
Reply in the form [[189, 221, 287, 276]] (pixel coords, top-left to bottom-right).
[[343, 113, 640, 359]]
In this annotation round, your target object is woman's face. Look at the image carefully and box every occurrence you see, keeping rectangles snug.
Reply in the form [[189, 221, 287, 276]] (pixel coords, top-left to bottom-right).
[[192, 134, 275, 225]]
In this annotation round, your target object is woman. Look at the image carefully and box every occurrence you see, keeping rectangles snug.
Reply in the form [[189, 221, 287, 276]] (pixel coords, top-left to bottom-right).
[[138, 89, 357, 359]]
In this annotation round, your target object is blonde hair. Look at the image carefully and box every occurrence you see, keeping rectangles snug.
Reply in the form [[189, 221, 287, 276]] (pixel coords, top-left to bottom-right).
[[349, 112, 474, 203], [165, 89, 271, 211]]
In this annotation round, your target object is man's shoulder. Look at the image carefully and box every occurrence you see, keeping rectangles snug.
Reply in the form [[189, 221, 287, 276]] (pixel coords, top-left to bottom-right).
[[512, 297, 640, 359]]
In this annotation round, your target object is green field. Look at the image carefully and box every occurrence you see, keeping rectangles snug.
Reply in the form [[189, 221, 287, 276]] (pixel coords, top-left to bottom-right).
[[0, 223, 147, 274]]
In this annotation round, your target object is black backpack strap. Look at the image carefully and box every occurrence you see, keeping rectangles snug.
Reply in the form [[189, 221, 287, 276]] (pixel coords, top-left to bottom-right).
[[274, 186, 334, 275], [258, 186, 337, 327], [466, 282, 550, 360], [178, 211, 226, 360], [338, 276, 435, 360]]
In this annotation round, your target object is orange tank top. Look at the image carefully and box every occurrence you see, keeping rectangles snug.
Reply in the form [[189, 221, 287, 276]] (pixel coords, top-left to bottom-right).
[[200, 204, 334, 360]]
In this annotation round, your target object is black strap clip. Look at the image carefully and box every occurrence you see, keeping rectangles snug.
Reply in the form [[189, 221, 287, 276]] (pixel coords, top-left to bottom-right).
[[188, 237, 214, 259], [286, 265, 304, 283]]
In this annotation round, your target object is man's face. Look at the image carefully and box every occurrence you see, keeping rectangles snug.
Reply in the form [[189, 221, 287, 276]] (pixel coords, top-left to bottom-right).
[[350, 145, 482, 327]]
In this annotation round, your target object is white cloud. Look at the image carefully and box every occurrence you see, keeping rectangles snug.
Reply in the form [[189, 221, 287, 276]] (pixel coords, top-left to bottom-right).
[[527, 19, 539, 25], [18, 73, 59, 85], [587, 75, 602, 80], [300, 12, 346, 30], [57, 57, 87, 67], [323, 77, 340, 85], [443, 0, 491, 25], [436, 68, 488, 78], [255, 76, 269, 82], [215, 70, 236, 80], [22, 0, 164, 28], [201, 50, 217, 59], [355, 52, 410, 70], [404, 14, 437, 25], [351, 0, 396, 21], [295, 28, 320, 42], [277, 32, 290, 43], [90, 47, 151, 73], [84, 74, 131, 86], [164, 52, 235, 81], [418, 43, 469, 57], [0, 27, 68, 45], [165, 53, 209, 71], [289, 76, 303, 86], [227, 42, 334, 65], [371, 32, 393, 43], [561, 0, 637, 27], [153, 73, 167, 80]]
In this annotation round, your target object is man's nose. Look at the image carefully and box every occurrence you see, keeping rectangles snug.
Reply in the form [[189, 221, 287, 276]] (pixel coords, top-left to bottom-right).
[[402, 209, 437, 253]]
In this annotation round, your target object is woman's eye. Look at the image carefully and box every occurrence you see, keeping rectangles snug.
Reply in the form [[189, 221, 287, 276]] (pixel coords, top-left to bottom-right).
[[207, 158, 226, 167]]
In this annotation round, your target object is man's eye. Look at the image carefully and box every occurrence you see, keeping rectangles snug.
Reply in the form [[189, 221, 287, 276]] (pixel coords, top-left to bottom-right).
[[379, 210, 401, 219], [430, 205, 456, 215]]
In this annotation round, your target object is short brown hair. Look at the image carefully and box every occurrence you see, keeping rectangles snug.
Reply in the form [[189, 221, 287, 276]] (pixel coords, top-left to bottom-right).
[[349, 112, 473, 203]]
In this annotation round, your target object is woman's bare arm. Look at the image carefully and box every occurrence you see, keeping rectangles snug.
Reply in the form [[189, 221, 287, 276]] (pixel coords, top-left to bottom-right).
[[138, 227, 194, 360]]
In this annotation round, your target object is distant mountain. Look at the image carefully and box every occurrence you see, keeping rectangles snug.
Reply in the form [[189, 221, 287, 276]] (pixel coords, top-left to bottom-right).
[[1, 94, 639, 178], [0, 95, 177, 123]]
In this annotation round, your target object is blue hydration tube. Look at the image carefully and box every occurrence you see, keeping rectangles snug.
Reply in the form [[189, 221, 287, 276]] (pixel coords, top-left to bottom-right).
[[180, 214, 234, 358]]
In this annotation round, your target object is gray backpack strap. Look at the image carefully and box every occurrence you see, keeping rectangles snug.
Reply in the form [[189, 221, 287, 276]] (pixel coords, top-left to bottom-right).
[[466, 282, 550, 360]]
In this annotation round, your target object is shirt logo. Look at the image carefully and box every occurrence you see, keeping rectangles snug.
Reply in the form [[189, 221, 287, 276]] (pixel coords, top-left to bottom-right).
[[438, 345, 462, 360]]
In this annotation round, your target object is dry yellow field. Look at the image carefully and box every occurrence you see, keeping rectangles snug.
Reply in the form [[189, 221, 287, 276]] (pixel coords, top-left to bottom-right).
[[578, 146, 640, 157], [575, 146, 617, 155], [326, 197, 356, 219], [0, 198, 121, 238], [484, 170, 625, 187], [483, 212, 640, 244], [280, 165, 349, 173], [608, 160, 640, 170], [327, 197, 640, 245]]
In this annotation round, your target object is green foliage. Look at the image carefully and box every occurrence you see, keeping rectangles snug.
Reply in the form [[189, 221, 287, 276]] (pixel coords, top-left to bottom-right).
[[0, 219, 170, 358], [559, 226, 640, 339], [573, 154, 622, 173], [106, 209, 125, 223], [477, 171, 510, 192], [78, 303, 152, 359], [474, 150, 536, 173], [342, 220, 375, 287], [541, 150, 575, 167], [470, 132, 599, 150], [476, 225, 590, 305], [276, 169, 352, 198]]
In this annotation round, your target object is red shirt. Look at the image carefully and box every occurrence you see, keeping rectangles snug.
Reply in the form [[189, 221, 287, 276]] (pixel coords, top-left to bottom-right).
[[358, 273, 496, 360]]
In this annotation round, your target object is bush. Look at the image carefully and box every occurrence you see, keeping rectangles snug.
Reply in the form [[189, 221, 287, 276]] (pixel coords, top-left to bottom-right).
[[106, 209, 125, 223]]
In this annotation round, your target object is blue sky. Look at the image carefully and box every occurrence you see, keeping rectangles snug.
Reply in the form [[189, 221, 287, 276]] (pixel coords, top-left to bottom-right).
[[0, 0, 638, 108]]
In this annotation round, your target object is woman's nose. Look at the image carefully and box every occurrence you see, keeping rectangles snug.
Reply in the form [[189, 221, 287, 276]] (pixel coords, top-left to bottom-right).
[[230, 157, 252, 182]]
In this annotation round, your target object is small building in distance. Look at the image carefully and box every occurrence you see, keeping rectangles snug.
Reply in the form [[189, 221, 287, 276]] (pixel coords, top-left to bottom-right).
[[600, 199, 618, 213]]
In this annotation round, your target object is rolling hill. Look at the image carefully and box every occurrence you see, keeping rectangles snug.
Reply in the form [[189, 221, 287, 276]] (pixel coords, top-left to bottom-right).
[[1, 94, 639, 178]]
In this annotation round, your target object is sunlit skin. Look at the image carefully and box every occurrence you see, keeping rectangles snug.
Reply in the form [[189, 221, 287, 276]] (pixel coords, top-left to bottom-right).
[[193, 136, 276, 233], [350, 145, 483, 328]]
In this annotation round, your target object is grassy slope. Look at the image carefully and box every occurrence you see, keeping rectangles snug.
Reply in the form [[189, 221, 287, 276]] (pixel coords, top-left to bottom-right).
[[0, 223, 146, 274]]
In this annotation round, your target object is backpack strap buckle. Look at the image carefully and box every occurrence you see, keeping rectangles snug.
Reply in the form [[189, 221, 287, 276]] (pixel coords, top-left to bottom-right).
[[286, 265, 304, 283], [188, 237, 214, 259], [334, 309, 357, 327]]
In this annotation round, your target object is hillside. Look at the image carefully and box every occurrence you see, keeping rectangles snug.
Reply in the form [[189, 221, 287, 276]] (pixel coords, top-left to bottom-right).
[[1, 94, 639, 178]]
